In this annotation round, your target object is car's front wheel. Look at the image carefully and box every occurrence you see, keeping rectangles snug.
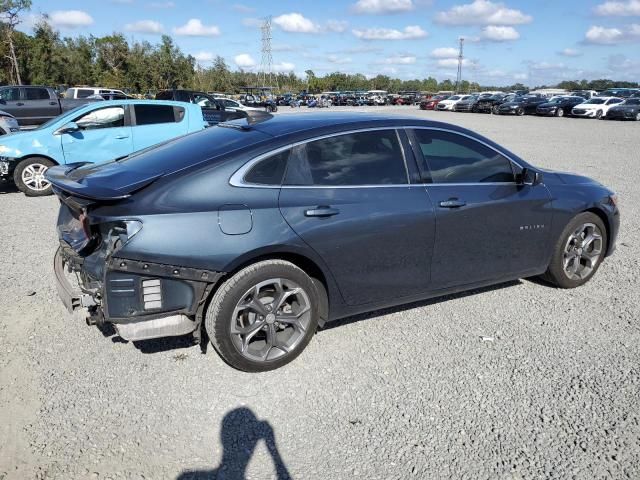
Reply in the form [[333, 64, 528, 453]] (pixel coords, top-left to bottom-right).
[[205, 260, 319, 372], [541, 212, 607, 289], [13, 157, 55, 196], [556, 108, 564, 117]]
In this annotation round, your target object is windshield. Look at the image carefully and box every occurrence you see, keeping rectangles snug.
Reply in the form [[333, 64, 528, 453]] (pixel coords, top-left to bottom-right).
[[584, 98, 606, 104], [449, 96, 461, 100], [623, 98, 640, 105], [36, 104, 89, 130]]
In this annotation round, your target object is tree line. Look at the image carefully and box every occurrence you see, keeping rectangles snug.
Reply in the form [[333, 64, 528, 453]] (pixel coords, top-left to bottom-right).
[[1, 1, 637, 95]]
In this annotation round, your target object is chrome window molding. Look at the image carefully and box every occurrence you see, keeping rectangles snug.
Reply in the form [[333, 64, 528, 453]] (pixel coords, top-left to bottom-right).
[[229, 125, 527, 189]]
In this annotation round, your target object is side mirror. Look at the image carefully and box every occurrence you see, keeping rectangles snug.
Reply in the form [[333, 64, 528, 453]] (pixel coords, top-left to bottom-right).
[[54, 122, 79, 135], [521, 167, 543, 186]]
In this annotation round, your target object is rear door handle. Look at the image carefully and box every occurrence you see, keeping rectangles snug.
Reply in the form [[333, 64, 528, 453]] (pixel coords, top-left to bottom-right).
[[49, 101, 57, 105], [304, 206, 340, 217], [439, 199, 466, 208], [16, 102, 24, 106]]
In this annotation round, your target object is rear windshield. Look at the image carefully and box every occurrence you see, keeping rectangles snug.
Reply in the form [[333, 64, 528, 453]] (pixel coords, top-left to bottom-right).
[[75, 125, 271, 177]]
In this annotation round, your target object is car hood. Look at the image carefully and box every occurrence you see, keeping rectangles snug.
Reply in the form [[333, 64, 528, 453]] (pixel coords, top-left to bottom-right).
[[540, 169, 603, 187], [609, 105, 638, 111], [499, 102, 522, 107], [537, 102, 560, 108], [573, 104, 600, 110]]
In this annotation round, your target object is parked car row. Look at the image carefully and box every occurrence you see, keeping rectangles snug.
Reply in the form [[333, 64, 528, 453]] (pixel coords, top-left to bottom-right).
[[423, 90, 640, 120]]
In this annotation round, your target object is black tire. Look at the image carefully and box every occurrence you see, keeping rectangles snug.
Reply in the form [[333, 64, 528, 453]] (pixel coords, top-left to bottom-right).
[[205, 260, 319, 372], [492, 106, 499, 115], [540, 212, 607, 289], [556, 108, 564, 117], [13, 157, 55, 197], [596, 109, 603, 120], [516, 107, 525, 116], [635, 112, 640, 121]]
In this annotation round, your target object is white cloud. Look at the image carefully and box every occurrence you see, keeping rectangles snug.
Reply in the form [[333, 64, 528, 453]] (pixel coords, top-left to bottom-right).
[[273, 13, 320, 33], [327, 55, 353, 64], [232, 4, 255, 13], [48, 10, 94, 28], [234, 53, 256, 68], [378, 55, 417, 64], [273, 61, 296, 72], [326, 19, 348, 32], [173, 19, 220, 37], [583, 24, 640, 44], [351, 0, 414, 14], [435, 0, 532, 26], [437, 58, 474, 68], [148, 1, 174, 7], [595, 0, 640, 16], [481, 25, 519, 41], [430, 47, 459, 58], [242, 17, 262, 28], [352, 25, 427, 40], [125, 19, 164, 34], [559, 48, 582, 57], [194, 51, 215, 63], [528, 61, 565, 70]]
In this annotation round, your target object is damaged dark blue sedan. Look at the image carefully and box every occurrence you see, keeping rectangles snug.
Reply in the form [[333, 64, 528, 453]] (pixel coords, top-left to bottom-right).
[[49, 113, 620, 372]]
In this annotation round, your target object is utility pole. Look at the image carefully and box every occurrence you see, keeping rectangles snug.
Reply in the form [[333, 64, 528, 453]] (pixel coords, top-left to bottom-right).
[[455, 37, 464, 93], [260, 17, 277, 90]]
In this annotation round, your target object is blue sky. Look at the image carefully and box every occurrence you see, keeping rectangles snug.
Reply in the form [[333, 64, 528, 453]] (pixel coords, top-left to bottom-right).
[[19, 0, 640, 86]]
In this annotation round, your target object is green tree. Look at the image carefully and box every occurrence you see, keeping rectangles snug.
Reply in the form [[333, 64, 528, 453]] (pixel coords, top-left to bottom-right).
[[1, 0, 32, 84]]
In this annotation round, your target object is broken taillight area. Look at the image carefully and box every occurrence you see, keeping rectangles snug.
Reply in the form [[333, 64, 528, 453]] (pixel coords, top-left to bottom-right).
[[56, 203, 96, 254]]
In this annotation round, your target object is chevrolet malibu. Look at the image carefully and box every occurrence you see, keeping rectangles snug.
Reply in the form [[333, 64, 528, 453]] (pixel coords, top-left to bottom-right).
[[48, 114, 620, 372]]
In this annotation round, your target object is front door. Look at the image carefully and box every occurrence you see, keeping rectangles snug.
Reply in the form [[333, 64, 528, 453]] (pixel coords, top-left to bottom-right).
[[409, 128, 553, 289], [22, 87, 58, 124], [0, 87, 24, 122], [61, 105, 133, 165], [278, 129, 436, 306]]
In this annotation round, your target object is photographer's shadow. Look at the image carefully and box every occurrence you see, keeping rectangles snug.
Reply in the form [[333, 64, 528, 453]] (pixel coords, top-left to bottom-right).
[[177, 407, 291, 480]]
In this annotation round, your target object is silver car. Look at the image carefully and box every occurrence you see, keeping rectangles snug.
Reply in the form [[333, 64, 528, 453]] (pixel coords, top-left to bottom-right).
[[0, 110, 19, 136]]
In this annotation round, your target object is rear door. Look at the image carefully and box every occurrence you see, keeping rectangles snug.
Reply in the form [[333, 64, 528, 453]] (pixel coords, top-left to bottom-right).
[[61, 105, 133, 164], [277, 128, 436, 306], [130, 103, 189, 150], [409, 128, 553, 289], [23, 87, 59, 124]]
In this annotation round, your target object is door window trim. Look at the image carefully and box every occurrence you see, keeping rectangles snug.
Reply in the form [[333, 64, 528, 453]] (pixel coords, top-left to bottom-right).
[[230, 127, 412, 189], [405, 126, 525, 186]]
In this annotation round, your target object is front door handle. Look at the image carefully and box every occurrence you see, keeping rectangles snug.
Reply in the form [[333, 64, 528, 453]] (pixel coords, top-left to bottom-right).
[[115, 135, 129, 139], [439, 199, 466, 208], [16, 102, 24, 106], [49, 101, 57, 105], [304, 206, 340, 217]]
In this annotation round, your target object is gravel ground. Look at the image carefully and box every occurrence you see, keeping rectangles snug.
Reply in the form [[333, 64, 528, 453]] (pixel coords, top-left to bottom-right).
[[1, 106, 639, 480]]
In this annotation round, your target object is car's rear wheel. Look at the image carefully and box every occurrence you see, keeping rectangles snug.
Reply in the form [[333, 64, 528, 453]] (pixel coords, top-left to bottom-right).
[[492, 106, 499, 114], [541, 212, 607, 289], [556, 108, 564, 117], [13, 157, 55, 196], [516, 107, 525, 116], [596, 109, 603, 119], [205, 260, 319, 372]]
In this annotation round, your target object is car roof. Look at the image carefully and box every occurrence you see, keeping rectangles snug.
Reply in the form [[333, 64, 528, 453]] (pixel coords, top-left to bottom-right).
[[85, 99, 199, 108], [242, 112, 477, 139]]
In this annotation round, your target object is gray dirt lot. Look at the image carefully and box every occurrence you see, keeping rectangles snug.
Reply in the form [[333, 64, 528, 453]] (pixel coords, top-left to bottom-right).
[[1, 106, 639, 479]]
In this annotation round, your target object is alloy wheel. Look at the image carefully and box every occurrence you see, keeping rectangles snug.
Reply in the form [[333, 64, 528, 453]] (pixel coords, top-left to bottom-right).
[[21, 163, 51, 192], [230, 278, 312, 362], [557, 108, 564, 117], [563, 223, 603, 281]]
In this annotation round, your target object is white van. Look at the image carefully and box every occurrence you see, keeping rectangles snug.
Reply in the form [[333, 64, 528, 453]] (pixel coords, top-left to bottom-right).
[[65, 87, 128, 99]]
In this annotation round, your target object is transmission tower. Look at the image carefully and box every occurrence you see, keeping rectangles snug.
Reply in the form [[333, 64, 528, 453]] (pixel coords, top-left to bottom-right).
[[260, 17, 277, 89], [455, 37, 464, 93]]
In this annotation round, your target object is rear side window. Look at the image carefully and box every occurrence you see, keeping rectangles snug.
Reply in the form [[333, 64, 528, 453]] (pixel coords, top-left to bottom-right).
[[134, 104, 183, 125], [284, 130, 407, 186], [25, 88, 50, 100], [412, 129, 515, 184], [244, 149, 289, 185], [76, 89, 95, 98]]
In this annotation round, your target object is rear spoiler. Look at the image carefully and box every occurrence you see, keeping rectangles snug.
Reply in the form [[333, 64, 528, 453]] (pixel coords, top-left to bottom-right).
[[46, 163, 161, 201]]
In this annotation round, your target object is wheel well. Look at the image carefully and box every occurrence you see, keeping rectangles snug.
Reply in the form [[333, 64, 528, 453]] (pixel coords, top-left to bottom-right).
[[18, 154, 58, 166], [585, 207, 611, 252], [212, 252, 330, 326]]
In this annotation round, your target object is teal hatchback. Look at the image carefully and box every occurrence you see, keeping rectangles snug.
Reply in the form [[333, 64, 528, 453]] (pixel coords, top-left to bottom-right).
[[0, 100, 207, 196]]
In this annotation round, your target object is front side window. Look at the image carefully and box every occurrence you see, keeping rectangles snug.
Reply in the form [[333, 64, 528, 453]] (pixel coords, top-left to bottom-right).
[[134, 104, 181, 125], [76, 89, 95, 98], [412, 129, 515, 184], [74, 106, 125, 130], [607, 98, 623, 105], [284, 130, 407, 186]]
